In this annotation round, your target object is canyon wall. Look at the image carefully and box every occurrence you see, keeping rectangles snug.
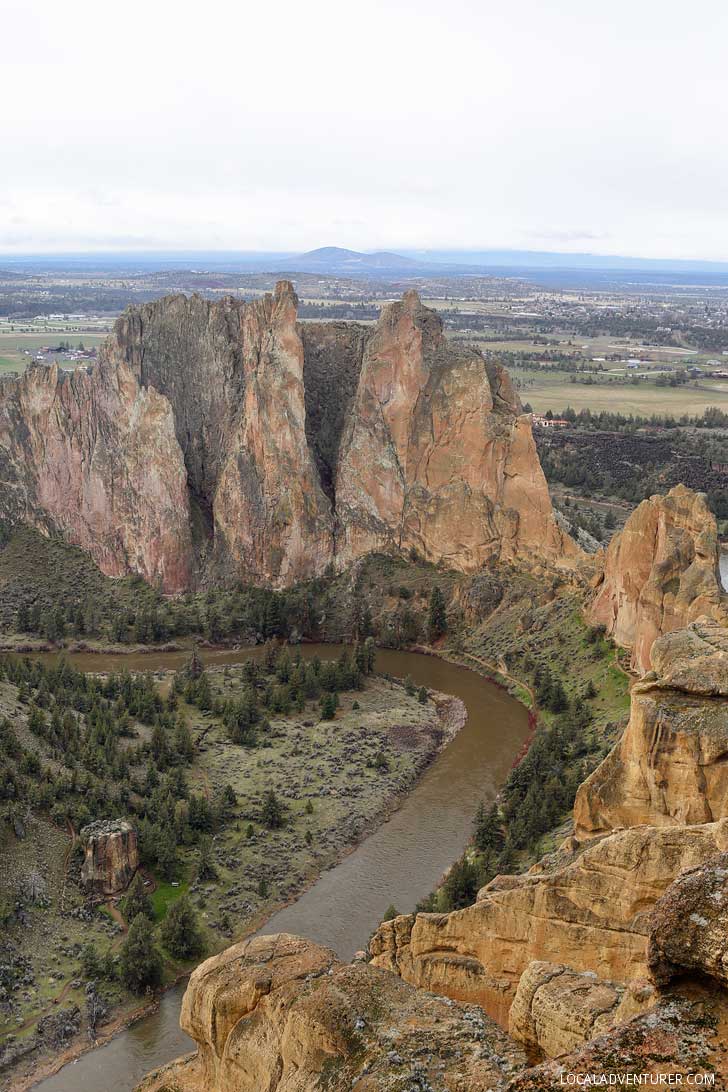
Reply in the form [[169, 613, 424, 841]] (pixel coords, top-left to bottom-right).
[[589, 484, 727, 672], [0, 285, 575, 591]]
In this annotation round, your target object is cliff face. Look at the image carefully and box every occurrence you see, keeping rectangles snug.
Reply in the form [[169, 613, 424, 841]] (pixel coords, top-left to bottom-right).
[[0, 359, 192, 593], [0, 285, 575, 590], [589, 485, 727, 672], [574, 621, 728, 837], [135, 933, 525, 1092], [334, 291, 575, 571]]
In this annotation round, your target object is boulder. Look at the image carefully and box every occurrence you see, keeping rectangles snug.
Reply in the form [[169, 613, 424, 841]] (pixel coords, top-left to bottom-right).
[[508, 961, 624, 1059]]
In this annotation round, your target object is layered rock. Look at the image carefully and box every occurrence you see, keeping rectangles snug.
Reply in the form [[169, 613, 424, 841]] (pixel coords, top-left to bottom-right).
[[574, 621, 728, 837], [369, 819, 728, 1026], [0, 360, 192, 593], [335, 290, 576, 572], [508, 961, 625, 1059], [0, 286, 576, 590], [135, 933, 526, 1092], [80, 819, 138, 897], [589, 485, 728, 672]]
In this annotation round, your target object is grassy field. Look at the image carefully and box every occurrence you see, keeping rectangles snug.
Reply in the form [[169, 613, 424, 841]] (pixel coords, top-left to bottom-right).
[[509, 367, 728, 416], [0, 331, 109, 374]]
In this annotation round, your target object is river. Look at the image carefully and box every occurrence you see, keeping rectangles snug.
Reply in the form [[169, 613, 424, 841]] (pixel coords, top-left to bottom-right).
[[29, 644, 530, 1092]]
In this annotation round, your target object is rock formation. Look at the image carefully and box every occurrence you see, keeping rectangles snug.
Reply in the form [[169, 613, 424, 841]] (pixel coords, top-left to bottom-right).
[[0, 360, 192, 593], [574, 621, 728, 837], [369, 818, 728, 1026], [648, 851, 728, 987], [589, 484, 727, 672], [507, 991, 728, 1090], [135, 933, 526, 1092], [0, 285, 576, 590], [334, 290, 576, 571], [80, 819, 139, 898], [508, 961, 625, 1059]]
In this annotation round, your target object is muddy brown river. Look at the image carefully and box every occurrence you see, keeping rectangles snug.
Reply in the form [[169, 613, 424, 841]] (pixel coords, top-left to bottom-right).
[[29, 644, 530, 1092]]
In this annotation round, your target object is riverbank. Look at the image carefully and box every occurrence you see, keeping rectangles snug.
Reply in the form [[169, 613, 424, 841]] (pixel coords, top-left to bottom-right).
[[15, 647, 531, 1092], [1, 656, 470, 1092]]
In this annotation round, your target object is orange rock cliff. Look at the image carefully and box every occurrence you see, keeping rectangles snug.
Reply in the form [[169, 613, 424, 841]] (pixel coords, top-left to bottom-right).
[[0, 283, 576, 592]]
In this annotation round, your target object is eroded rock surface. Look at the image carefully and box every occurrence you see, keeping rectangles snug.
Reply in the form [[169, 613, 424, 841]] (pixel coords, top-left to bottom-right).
[[507, 992, 728, 1090], [574, 621, 728, 837], [648, 851, 728, 987], [508, 961, 625, 1059], [589, 485, 727, 672], [80, 819, 138, 898], [369, 819, 728, 1026], [134, 933, 526, 1092]]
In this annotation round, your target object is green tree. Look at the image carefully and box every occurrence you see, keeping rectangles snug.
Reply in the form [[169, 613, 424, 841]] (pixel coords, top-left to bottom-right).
[[196, 833, 217, 881], [261, 789, 285, 829], [119, 915, 163, 993], [428, 586, 447, 641], [442, 856, 478, 910], [319, 692, 337, 720], [473, 802, 504, 856], [120, 873, 153, 923], [160, 895, 204, 959]]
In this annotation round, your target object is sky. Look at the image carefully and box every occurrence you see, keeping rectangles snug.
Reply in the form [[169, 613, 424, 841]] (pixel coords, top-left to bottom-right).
[[2, 0, 727, 261]]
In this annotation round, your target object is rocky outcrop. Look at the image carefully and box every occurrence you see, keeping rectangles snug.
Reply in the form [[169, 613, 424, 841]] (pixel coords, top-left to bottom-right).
[[80, 819, 138, 897], [0, 360, 192, 593], [508, 961, 625, 1059], [507, 991, 728, 1090], [0, 286, 576, 591], [134, 933, 526, 1092], [648, 851, 728, 987], [369, 819, 728, 1026], [574, 621, 728, 837], [589, 485, 728, 672], [334, 290, 576, 572]]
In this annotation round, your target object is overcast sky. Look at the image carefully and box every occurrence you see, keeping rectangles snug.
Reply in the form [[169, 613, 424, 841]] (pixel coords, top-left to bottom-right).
[[2, 0, 727, 260]]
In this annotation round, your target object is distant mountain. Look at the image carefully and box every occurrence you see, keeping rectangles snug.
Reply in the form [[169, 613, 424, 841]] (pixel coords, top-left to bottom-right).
[[287, 247, 421, 273]]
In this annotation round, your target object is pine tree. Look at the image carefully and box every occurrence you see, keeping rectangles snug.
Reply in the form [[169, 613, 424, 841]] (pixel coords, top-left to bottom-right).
[[428, 586, 447, 641], [120, 873, 153, 923], [119, 915, 163, 993], [261, 789, 285, 829], [160, 895, 204, 959], [473, 802, 504, 855]]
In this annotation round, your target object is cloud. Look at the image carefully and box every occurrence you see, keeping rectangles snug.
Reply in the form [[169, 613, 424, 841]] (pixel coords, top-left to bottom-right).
[[1, 0, 727, 259]]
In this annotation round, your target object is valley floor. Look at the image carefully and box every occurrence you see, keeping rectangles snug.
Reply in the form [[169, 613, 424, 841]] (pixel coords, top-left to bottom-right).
[[0, 668, 456, 1091]]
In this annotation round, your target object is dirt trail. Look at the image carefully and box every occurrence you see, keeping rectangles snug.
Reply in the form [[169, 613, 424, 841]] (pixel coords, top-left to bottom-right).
[[459, 650, 538, 710]]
